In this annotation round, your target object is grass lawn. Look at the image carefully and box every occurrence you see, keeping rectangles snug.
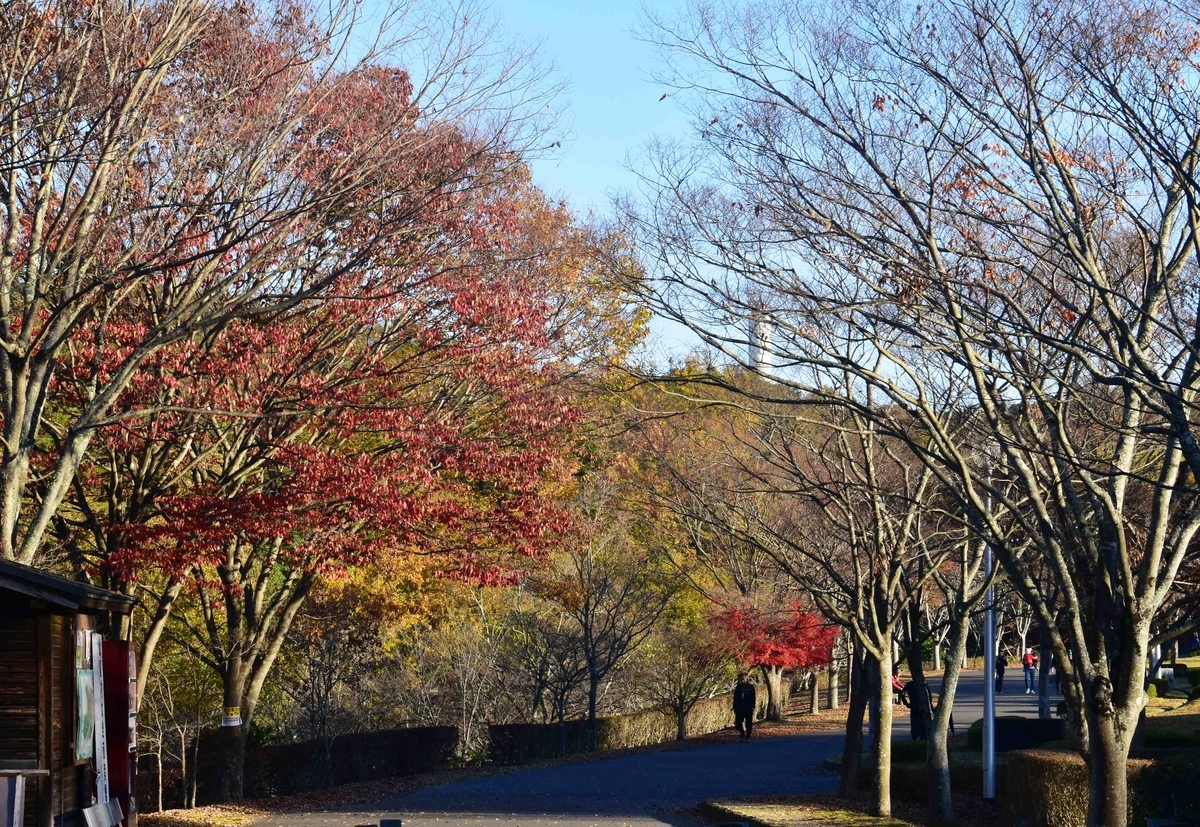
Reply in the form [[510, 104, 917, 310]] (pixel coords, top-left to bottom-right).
[[1145, 697, 1200, 738]]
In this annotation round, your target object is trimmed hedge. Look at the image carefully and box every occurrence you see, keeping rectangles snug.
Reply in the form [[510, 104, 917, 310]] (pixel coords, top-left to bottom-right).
[[192, 726, 457, 802], [242, 726, 457, 797], [967, 716, 1064, 751], [1003, 748, 1200, 827], [488, 690, 769, 765]]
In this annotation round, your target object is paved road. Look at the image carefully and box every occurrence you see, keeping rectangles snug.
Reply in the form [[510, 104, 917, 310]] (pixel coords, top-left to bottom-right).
[[269, 731, 844, 827], [941, 668, 1062, 728], [265, 670, 1052, 827]]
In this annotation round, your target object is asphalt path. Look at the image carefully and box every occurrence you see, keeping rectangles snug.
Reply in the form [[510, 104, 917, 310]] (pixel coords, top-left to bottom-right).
[[940, 667, 1063, 729], [266, 671, 1054, 827], [269, 731, 845, 827]]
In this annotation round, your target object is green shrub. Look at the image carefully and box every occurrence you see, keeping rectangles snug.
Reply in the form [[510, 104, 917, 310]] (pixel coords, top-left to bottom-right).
[[1143, 730, 1200, 748], [1148, 682, 1159, 698], [1037, 739, 1077, 751], [1134, 750, 1200, 824], [889, 738, 927, 764], [966, 715, 1054, 749], [1004, 749, 1155, 827], [884, 754, 1001, 804]]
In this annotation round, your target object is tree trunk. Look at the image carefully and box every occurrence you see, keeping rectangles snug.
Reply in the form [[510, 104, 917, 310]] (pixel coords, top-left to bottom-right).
[[177, 727, 189, 809], [761, 664, 784, 721], [867, 656, 879, 754], [137, 578, 183, 706], [933, 640, 941, 672], [926, 610, 970, 823], [156, 746, 163, 813], [211, 664, 247, 803], [676, 707, 687, 740], [873, 653, 894, 818], [809, 669, 820, 714], [839, 646, 869, 798], [1038, 625, 1052, 720], [587, 675, 599, 751], [212, 725, 246, 803], [1087, 714, 1129, 827], [830, 662, 840, 710], [906, 605, 933, 743]]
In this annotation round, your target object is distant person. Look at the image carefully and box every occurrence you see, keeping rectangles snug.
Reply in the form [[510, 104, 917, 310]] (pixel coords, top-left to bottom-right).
[[900, 678, 933, 740], [1053, 656, 1063, 694], [733, 672, 757, 742], [891, 665, 905, 702], [995, 654, 1008, 693], [1022, 649, 1038, 694]]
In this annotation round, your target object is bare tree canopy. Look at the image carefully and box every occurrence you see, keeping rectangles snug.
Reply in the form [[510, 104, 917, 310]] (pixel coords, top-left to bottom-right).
[[630, 0, 1200, 824]]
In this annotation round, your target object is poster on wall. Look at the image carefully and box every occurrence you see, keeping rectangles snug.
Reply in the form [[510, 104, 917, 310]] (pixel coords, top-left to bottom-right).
[[92, 633, 110, 803], [75, 670, 95, 760]]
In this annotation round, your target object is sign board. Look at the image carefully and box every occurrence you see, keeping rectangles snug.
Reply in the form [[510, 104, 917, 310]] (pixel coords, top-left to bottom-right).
[[92, 634, 109, 803]]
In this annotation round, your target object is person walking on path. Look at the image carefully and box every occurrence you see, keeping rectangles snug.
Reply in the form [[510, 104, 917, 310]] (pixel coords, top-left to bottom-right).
[[995, 654, 1008, 693], [733, 673, 757, 741], [1022, 649, 1038, 694]]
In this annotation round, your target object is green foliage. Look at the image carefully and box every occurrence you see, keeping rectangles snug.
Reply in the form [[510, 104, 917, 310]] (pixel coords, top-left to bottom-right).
[[967, 716, 1030, 749], [889, 738, 927, 764], [1148, 682, 1159, 698], [1143, 730, 1200, 748], [1134, 751, 1200, 824]]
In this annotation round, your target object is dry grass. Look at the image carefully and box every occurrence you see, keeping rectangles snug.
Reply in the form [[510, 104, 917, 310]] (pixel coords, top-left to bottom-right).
[[1145, 697, 1200, 736], [139, 704, 869, 827], [701, 793, 1004, 827]]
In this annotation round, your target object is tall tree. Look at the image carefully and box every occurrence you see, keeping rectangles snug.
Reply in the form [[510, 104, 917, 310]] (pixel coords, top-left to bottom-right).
[[0, 0, 552, 569], [634, 1, 1200, 822], [715, 600, 837, 721]]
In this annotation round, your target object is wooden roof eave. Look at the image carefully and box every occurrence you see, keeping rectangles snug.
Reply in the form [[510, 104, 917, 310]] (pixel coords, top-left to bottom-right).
[[0, 559, 136, 615]]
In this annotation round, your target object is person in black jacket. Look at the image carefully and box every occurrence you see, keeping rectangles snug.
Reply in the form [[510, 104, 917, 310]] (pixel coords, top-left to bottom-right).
[[732, 673, 757, 741]]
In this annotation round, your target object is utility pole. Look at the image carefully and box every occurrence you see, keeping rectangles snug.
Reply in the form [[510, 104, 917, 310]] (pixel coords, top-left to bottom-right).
[[982, 485, 996, 800]]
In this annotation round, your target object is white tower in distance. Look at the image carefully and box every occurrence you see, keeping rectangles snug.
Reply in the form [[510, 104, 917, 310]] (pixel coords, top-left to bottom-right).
[[748, 313, 774, 376]]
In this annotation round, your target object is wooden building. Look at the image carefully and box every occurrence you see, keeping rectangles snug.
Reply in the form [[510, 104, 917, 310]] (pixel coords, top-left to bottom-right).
[[0, 561, 137, 827]]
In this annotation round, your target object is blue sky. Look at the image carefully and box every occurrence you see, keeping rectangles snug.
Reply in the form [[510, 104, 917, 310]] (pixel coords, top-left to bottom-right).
[[494, 0, 689, 216], [358, 0, 701, 358], [493, 0, 701, 359]]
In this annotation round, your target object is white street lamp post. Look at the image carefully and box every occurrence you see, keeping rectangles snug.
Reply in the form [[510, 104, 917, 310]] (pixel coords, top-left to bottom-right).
[[982, 486, 996, 799]]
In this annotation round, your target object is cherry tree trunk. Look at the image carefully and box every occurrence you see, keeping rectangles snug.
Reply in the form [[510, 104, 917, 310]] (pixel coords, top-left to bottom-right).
[[761, 664, 785, 721], [838, 647, 869, 798], [872, 653, 894, 818], [211, 666, 248, 802]]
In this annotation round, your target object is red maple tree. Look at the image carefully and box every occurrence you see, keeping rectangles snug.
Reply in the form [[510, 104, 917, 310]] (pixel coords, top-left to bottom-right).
[[716, 600, 838, 719]]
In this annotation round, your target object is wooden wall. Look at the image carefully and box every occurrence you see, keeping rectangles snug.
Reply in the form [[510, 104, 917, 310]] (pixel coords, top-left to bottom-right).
[[0, 616, 38, 827]]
